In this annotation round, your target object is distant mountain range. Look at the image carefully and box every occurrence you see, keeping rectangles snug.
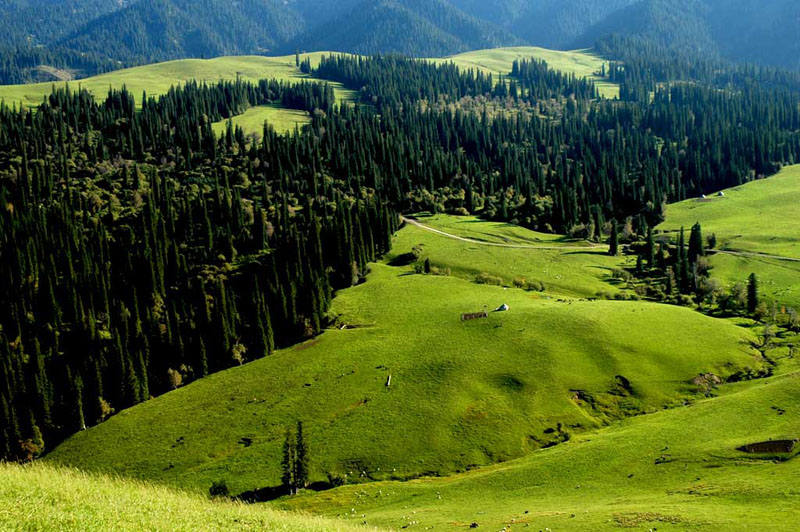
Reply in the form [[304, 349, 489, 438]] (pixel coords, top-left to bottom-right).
[[2, 0, 800, 81]]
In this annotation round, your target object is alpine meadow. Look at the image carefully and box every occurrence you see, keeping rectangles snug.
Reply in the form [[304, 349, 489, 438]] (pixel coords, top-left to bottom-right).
[[1, 1, 799, 531]]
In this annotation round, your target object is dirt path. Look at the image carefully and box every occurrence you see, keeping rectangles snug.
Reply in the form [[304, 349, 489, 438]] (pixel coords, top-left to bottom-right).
[[403, 217, 800, 262], [401, 217, 608, 251]]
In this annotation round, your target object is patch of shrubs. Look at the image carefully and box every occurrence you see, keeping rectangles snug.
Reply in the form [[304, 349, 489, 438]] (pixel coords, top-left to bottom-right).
[[475, 272, 504, 286], [209, 480, 230, 498], [512, 277, 547, 292]]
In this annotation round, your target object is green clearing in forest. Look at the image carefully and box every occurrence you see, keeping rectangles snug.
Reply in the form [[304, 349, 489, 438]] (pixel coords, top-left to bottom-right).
[[211, 104, 312, 136], [433, 46, 619, 98]]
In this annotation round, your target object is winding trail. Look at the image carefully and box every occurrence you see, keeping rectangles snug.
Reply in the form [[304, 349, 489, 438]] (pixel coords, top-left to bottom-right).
[[402, 217, 800, 263], [401, 216, 608, 252]]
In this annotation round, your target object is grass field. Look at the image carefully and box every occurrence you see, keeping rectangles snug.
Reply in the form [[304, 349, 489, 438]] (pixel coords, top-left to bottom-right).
[[0, 47, 618, 113], [398, 215, 628, 298], [211, 104, 312, 136], [0, 53, 356, 109], [282, 371, 800, 531], [48, 217, 761, 498], [659, 165, 800, 307], [433, 46, 619, 99], [0, 463, 367, 531]]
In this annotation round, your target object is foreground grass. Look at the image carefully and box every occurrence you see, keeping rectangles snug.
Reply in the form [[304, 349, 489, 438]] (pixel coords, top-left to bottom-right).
[[48, 219, 760, 497], [433, 46, 619, 99], [0, 463, 367, 531], [659, 165, 800, 307], [281, 372, 800, 531]]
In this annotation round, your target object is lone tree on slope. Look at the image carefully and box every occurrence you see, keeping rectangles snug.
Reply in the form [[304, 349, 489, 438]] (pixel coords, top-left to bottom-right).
[[748, 273, 759, 316], [281, 422, 310, 495]]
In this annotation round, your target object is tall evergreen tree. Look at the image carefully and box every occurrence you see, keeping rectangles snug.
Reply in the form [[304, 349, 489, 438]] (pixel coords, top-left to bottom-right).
[[294, 421, 309, 491], [748, 273, 759, 315], [688, 223, 704, 265], [609, 221, 619, 256], [281, 429, 295, 495]]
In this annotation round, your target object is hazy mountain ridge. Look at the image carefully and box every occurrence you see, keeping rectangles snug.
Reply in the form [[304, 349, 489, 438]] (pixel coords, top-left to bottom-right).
[[290, 0, 522, 57], [2, 0, 800, 82]]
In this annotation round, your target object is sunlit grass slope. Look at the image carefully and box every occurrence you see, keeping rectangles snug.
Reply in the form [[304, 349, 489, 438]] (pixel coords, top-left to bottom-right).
[[283, 372, 800, 531], [48, 218, 760, 496], [211, 104, 312, 136], [660, 165, 800, 259], [659, 165, 800, 307], [433, 46, 619, 98], [0, 53, 356, 108], [398, 215, 628, 298], [0, 463, 368, 532], [0, 47, 618, 109]]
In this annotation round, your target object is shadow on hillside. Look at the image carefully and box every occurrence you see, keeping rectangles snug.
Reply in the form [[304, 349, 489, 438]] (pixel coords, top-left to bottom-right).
[[388, 252, 417, 266], [236, 481, 335, 503]]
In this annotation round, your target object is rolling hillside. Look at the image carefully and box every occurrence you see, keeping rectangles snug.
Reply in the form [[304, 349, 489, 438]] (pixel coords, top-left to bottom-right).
[[0, 463, 369, 531], [435, 46, 618, 98], [47, 217, 762, 496], [0, 53, 356, 108], [281, 369, 800, 531], [659, 165, 800, 308], [0, 46, 618, 135]]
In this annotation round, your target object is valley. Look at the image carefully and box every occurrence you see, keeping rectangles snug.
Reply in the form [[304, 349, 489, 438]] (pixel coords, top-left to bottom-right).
[[2, 10, 800, 530]]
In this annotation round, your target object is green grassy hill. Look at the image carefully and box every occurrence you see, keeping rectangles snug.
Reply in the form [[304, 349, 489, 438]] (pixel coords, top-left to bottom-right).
[[0, 53, 356, 109], [282, 370, 800, 531], [658, 165, 800, 307], [401, 214, 625, 297], [0, 463, 368, 531], [0, 46, 618, 137], [47, 216, 761, 497], [434, 46, 619, 98]]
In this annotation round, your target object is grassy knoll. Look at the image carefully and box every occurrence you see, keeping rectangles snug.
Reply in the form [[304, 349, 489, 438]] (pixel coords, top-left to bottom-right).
[[433, 46, 619, 99], [659, 165, 800, 307], [48, 218, 761, 497], [212, 104, 311, 136], [398, 215, 628, 298], [0, 463, 367, 532], [282, 371, 800, 531], [0, 53, 356, 109]]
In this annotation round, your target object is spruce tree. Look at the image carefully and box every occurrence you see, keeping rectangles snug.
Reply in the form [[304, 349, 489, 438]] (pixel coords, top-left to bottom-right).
[[281, 429, 295, 494], [609, 221, 619, 256], [688, 223, 704, 265], [748, 273, 759, 315], [294, 421, 309, 491]]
